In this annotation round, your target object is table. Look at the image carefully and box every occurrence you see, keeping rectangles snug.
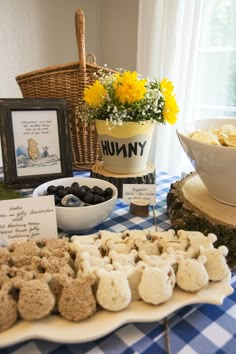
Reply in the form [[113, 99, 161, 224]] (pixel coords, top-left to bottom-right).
[[1, 172, 236, 354]]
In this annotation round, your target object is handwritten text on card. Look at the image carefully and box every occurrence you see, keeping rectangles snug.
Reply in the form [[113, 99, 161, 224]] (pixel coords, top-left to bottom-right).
[[122, 184, 156, 205], [0, 196, 58, 246]]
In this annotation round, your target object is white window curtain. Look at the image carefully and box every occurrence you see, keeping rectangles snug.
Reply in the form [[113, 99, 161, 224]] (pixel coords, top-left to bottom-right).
[[137, 0, 204, 176]]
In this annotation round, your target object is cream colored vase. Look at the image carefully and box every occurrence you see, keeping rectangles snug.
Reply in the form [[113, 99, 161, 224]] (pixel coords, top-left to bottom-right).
[[95, 119, 155, 174]]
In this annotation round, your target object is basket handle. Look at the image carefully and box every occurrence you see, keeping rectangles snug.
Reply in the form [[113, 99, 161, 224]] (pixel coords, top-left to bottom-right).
[[75, 9, 86, 93]]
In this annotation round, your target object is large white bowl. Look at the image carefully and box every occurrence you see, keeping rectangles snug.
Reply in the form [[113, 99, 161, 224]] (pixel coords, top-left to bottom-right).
[[177, 118, 236, 206], [33, 177, 118, 232]]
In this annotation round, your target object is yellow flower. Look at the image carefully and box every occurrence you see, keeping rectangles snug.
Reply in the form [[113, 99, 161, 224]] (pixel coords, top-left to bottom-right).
[[114, 71, 147, 104], [84, 80, 107, 107], [160, 78, 180, 125]]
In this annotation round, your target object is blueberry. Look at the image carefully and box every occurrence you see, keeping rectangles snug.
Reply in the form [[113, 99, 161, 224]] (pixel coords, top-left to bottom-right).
[[92, 186, 104, 196], [93, 194, 105, 204], [70, 182, 80, 194], [57, 188, 69, 198], [83, 191, 94, 204], [65, 186, 72, 193], [104, 187, 113, 197], [47, 185, 57, 194], [77, 186, 89, 199], [57, 185, 64, 191]]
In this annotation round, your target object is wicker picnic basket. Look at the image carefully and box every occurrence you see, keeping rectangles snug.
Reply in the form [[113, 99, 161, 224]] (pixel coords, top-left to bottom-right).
[[15, 8, 114, 170]]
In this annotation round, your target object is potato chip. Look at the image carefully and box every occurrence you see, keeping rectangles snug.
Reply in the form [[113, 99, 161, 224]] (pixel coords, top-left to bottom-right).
[[189, 124, 236, 147]]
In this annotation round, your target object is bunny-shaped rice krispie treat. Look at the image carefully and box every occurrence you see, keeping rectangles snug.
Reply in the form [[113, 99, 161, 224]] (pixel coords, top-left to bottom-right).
[[15, 274, 55, 321], [58, 275, 96, 321], [8, 239, 41, 267], [39, 237, 70, 258], [12, 255, 42, 274], [199, 245, 230, 281], [40, 254, 75, 277], [96, 269, 131, 311], [0, 247, 11, 266], [0, 265, 13, 287], [176, 255, 209, 292], [0, 281, 18, 332]]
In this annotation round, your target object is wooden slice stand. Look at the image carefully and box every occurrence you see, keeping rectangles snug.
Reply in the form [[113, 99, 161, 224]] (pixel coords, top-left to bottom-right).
[[167, 172, 236, 268], [90, 161, 156, 198]]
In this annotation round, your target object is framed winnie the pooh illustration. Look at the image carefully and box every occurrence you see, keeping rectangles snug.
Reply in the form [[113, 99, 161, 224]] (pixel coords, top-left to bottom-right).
[[0, 98, 73, 188]]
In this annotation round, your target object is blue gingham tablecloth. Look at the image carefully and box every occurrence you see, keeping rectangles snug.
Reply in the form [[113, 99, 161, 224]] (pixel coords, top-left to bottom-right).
[[1, 172, 236, 354]]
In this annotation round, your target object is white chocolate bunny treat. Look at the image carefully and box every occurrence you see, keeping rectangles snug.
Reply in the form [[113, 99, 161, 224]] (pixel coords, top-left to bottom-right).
[[199, 245, 230, 281], [179, 230, 217, 256], [0, 228, 232, 333], [98, 230, 124, 252], [71, 239, 102, 270], [150, 229, 177, 252], [78, 252, 112, 279], [106, 238, 135, 254], [135, 238, 160, 255], [96, 269, 131, 311], [109, 249, 138, 267], [138, 264, 174, 305], [138, 251, 176, 288], [123, 264, 144, 301], [123, 229, 149, 242], [71, 234, 98, 245], [176, 255, 209, 292]]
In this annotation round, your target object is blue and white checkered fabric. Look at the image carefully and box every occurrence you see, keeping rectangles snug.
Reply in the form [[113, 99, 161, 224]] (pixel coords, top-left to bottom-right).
[[2, 172, 236, 354]]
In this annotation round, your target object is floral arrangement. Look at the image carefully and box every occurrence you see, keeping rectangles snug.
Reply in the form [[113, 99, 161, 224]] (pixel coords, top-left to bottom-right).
[[84, 70, 179, 125]]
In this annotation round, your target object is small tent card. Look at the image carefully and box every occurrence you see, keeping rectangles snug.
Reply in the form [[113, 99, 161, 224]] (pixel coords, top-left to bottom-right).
[[122, 184, 156, 205], [0, 195, 58, 246]]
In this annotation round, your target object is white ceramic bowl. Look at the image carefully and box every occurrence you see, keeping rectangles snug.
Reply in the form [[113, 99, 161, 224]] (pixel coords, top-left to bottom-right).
[[33, 177, 118, 232], [177, 118, 236, 206]]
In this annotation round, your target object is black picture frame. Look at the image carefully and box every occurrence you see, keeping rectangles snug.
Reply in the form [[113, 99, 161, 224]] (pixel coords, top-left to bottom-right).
[[0, 98, 73, 188]]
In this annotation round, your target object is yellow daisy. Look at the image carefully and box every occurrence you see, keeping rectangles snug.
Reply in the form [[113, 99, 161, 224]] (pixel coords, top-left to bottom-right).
[[84, 80, 107, 107], [160, 78, 180, 125], [114, 71, 147, 105]]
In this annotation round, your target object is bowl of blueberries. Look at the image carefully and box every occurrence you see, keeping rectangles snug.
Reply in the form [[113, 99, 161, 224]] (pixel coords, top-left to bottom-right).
[[33, 176, 118, 232]]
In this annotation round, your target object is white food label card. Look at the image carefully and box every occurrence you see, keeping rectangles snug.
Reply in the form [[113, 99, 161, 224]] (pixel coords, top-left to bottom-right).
[[0, 195, 58, 246], [122, 184, 156, 205]]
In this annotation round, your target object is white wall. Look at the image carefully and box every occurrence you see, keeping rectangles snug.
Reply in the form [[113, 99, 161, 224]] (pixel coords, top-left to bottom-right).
[[100, 0, 138, 71], [0, 0, 138, 98], [0, 0, 101, 98], [0, 0, 139, 167]]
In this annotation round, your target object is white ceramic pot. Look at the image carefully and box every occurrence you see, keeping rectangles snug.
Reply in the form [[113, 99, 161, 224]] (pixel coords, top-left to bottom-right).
[[95, 120, 155, 174]]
